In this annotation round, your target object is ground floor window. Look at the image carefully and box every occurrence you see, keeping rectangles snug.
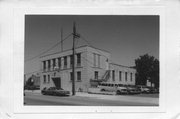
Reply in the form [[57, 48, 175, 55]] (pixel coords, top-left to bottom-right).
[[125, 72, 127, 81], [77, 71, 81, 81], [48, 75, 50, 83], [94, 71, 98, 79], [112, 70, 115, 81], [70, 72, 73, 81], [43, 75, 46, 83], [119, 71, 122, 81]]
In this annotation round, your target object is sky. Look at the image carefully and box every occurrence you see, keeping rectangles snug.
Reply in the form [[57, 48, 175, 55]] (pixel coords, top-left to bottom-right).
[[25, 15, 159, 75]]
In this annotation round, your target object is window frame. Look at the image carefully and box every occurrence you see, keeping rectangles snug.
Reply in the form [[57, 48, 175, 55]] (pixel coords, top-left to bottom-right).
[[48, 75, 50, 83], [94, 71, 98, 79], [130, 73, 133, 81], [119, 71, 122, 81], [43, 75, 46, 83], [64, 56, 67, 68], [77, 71, 81, 81], [77, 53, 81, 67], [125, 72, 128, 81], [43, 61, 46, 71], [47, 60, 51, 70], [112, 70, 115, 81], [52, 59, 56, 69], [58, 57, 61, 69]]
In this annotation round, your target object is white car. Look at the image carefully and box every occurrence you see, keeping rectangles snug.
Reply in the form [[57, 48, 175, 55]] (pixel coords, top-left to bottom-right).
[[137, 85, 150, 93]]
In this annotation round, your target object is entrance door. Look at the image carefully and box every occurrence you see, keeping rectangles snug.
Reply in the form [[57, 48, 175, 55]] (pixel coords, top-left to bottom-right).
[[52, 77, 61, 88]]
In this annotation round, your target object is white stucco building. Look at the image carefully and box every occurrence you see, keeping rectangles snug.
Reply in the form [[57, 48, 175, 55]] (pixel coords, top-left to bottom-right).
[[40, 45, 136, 92]]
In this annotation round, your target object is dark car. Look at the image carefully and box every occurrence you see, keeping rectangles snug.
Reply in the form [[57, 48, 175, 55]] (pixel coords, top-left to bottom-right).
[[41, 87, 70, 96], [148, 87, 159, 94]]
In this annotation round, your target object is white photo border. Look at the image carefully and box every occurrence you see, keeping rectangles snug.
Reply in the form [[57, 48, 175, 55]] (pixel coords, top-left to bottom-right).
[[13, 6, 166, 113]]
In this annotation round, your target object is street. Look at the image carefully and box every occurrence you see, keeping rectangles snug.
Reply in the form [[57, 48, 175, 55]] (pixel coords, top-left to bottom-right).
[[24, 92, 159, 106]]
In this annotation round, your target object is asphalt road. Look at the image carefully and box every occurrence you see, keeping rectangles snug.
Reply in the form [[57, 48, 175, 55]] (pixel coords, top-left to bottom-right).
[[24, 93, 158, 106]]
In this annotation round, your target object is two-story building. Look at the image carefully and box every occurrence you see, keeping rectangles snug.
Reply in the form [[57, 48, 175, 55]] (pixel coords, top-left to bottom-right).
[[40, 45, 136, 92]]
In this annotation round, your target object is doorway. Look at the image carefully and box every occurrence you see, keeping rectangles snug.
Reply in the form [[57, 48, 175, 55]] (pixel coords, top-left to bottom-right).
[[52, 77, 61, 88]]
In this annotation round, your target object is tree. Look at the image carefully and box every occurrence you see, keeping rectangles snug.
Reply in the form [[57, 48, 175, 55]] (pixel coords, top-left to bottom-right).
[[135, 54, 159, 88], [26, 76, 34, 86]]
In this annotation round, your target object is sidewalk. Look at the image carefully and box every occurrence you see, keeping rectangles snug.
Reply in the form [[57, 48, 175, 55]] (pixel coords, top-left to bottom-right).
[[24, 90, 41, 94]]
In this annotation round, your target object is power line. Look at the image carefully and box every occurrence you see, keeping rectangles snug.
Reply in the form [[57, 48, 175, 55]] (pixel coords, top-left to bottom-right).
[[79, 35, 112, 62], [25, 33, 72, 62]]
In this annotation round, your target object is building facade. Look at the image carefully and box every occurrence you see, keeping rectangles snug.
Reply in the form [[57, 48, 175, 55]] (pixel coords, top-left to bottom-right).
[[40, 45, 136, 92]]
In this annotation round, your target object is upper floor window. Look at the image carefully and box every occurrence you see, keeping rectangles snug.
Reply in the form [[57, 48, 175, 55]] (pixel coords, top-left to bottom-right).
[[77, 53, 81, 66], [70, 55, 73, 68], [52, 59, 56, 69], [97, 54, 100, 68], [130, 73, 133, 81], [58, 57, 61, 69], [64, 56, 67, 68], [47, 60, 51, 70], [93, 53, 100, 68], [43, 61, 46, 71], [93, 53, 96, 67]]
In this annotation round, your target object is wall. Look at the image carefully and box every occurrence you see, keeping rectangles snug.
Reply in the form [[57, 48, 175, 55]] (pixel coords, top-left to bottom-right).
[[109, 63, 136, 85]]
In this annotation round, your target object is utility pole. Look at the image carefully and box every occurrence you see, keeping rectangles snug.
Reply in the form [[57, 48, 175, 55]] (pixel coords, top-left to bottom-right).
[[72, 22, 76, 95], [61, 28, 63, 52]]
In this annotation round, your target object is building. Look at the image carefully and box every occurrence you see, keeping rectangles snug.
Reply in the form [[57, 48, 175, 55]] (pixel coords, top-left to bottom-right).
[[39, 45, 136, 92]]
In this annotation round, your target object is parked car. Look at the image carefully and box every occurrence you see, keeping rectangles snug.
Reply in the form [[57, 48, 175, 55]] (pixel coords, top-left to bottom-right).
[[41, 87, 70, 96], [136, 85, 150, 94], [147, 87, 159, 94], [98, 82, 128, 95], [125, 85, 141, 94]]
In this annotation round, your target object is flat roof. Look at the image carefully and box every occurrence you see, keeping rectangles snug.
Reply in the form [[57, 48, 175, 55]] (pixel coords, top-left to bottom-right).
[[110, 63, 135, 69], [40, 45, 110, 58]]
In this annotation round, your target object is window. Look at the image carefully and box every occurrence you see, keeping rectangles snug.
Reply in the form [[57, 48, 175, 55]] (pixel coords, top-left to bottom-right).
[[70, 72, 73, 81], [48, 75, 50, 83], [97, 54, 100, 68], [43, 61, 46, 70], [77, 71, 81, 81], [130, 73, 133, 81], [119, 71, 122, 81], [52, 59, 56, 70], [58, 57, 61, 69], [112, 70, 115, 81], [43, 75, 46, 83], [93, 53, 100, 67], [93, 53, 96, 67], [94, 71, 98, 79], [64, 56, 67, 68], [70, 55, 73, 68], [48, 60, 51, 70], [77, 53, 81, 66], [125, 72, 127, 81]]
